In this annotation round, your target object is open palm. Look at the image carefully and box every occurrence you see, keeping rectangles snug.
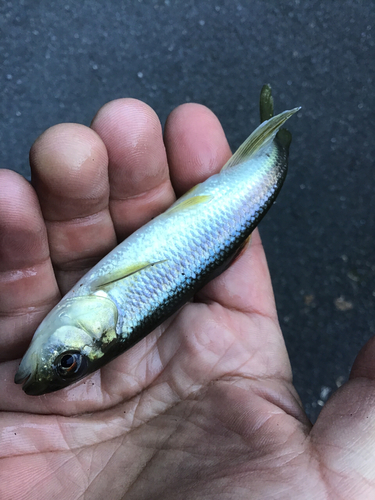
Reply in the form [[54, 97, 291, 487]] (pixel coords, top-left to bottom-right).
[[1, 99, 374, 500]]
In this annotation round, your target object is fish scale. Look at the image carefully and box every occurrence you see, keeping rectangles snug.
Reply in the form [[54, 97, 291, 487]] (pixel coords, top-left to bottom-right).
[[82, 143, 287, 346], [15, 87, 299, 395]]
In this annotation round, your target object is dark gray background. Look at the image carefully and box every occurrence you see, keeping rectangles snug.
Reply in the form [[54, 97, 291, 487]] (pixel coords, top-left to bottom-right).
[[1, 0, 374, 422]]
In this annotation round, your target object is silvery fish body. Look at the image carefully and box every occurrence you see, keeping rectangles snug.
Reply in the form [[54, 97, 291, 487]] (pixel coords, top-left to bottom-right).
[[15, 87, 299, 395]]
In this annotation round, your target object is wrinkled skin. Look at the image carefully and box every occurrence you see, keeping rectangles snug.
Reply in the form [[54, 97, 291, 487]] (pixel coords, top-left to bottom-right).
[[1, 99, 375, 500]]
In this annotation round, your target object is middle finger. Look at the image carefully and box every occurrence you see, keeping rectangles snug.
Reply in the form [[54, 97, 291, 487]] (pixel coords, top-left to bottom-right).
[[91, 98, 176, 241]]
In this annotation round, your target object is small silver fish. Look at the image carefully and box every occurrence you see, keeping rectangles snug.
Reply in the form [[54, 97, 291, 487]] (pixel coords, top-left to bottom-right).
[[15, 86, 299, 395]]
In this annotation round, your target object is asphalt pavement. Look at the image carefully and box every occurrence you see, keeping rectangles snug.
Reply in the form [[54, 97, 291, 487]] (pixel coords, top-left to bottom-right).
[[1, 0, 374, 422]]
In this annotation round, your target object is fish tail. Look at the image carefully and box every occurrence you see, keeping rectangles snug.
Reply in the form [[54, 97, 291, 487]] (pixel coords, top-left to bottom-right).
[[222, 87, 300, 171]]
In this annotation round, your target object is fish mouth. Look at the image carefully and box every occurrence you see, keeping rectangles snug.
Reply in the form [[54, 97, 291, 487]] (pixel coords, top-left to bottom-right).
[[14, 369, 36, 394], [17, 373, 50, 396], [14, 367, 31, 385], [15, 365, 66, 395], [21, 375, 53, 396], [14, 365, 50, 396], [14, 355, 36, 390], [22, 376, 49, 396]]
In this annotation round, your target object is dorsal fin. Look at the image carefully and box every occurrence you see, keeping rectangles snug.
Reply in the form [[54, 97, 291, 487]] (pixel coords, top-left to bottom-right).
[[221, 107, 300, 171]]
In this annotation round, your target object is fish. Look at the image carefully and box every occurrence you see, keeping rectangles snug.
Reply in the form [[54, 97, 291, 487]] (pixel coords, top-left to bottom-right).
[[15, 85, 300, 395]]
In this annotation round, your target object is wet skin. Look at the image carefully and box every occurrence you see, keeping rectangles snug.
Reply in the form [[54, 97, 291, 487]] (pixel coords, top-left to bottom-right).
[[1, 98, 375, 499]]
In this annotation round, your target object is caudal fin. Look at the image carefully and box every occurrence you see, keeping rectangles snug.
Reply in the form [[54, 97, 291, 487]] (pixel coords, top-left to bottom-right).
[[221, 99, 300, 171]]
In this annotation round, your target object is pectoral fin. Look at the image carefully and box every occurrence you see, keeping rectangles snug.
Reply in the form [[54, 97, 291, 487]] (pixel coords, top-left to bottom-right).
[[93, 260, 167, 289]]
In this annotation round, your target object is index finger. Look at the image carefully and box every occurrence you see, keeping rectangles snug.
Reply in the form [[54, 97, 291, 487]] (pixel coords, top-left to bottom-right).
[[0, 170, 60, 360]]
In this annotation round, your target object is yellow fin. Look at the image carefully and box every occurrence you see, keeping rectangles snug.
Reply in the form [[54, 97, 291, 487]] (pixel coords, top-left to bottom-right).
[[183, 183, 201, 197], [166, 194, 212, 215], [221, 107, 300, 171], [93, 260, 166, 289]]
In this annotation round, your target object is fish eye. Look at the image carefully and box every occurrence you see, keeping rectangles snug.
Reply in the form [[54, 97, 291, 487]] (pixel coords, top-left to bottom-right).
[[54, 351, 88, 380]]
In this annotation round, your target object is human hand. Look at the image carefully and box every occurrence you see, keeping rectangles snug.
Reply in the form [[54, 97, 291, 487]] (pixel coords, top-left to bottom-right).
[[1, 99, 374, 500]]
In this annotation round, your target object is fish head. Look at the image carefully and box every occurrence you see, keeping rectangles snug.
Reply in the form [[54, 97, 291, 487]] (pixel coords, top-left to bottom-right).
[[15, 294, 119, 395]]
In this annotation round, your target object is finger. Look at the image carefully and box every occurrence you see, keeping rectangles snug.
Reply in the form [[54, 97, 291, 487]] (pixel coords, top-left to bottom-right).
[[349, 335, 375, 380], [164, 103, 232, 196], [91, 99, 176, 240], [0, 170, 60, 360], [30, 124, 117, 294]]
